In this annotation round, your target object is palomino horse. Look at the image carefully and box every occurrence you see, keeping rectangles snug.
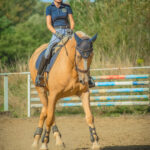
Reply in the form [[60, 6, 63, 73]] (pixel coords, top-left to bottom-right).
[[29, 31, 100, 150]]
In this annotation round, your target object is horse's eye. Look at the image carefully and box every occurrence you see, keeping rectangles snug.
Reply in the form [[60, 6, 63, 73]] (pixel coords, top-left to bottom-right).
[[77, 55, 82, 59], [90, 52, 93, 57]]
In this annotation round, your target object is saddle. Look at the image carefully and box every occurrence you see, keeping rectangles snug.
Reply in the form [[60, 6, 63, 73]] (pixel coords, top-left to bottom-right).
[[36, 35, 70, 73]]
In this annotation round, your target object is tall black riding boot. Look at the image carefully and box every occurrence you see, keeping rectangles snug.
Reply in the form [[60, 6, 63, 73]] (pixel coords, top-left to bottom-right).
[[35, 56, 47, 87]]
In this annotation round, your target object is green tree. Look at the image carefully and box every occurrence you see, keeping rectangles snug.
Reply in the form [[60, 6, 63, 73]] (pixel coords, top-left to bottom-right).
[[0, 0, 37, 31], [0, 0, 150, 66], [0, 0, 39, 64]]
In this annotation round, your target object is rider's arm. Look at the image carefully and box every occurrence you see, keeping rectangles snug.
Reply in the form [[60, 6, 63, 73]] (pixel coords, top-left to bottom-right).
[[46, 15, 56, 34], [68, 14, 75, 30]]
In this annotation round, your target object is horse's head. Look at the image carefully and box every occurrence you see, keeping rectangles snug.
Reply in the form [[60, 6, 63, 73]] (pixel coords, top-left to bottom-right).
[[74, 32, 97, 85]]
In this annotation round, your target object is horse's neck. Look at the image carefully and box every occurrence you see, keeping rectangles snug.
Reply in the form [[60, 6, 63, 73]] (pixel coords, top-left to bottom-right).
[[63, 37, 76, 65], [59, 37, 77, 76]]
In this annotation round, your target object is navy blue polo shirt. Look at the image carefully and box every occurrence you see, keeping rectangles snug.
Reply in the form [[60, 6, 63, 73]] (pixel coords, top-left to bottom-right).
[[46, 2, 73, 27]]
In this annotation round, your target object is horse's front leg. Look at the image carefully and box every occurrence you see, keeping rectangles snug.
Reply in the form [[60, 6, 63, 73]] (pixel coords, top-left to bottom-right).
[[80, 91, 100, 150], [40, 93, 64, 150], [52, 123, 65, 147], [40, 120, 65, 150], [32, 88, 48, 149]]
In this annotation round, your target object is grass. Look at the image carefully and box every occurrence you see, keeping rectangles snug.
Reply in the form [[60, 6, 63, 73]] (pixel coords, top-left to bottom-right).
[[94, 105, 150, 117], [0, 73, 28, 117], [0, 61, 150, 118], [30, 105, 150, 118], [0, 104, 4, 112]]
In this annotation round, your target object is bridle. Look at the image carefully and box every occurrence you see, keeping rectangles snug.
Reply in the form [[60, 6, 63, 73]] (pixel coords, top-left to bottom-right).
[[75, 40, 93, 84], [63, 32, 97, 85], [75, 53, 89, 74]]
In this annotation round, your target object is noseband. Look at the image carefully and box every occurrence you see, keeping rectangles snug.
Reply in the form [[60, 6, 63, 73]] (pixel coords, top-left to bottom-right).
[[75, 50, 91, 74]]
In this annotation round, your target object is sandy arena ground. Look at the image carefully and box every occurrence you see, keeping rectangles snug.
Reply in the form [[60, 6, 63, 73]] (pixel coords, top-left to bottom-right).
[[0, 115, 150, 150]]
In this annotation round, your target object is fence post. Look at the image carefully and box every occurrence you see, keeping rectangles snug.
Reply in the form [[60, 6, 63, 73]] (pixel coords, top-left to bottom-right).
[[27, 74, 31, 117], [4, 75, 8, 111]]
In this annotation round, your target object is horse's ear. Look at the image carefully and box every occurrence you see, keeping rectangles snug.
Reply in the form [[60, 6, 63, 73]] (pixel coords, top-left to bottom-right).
[[74, 33, 82, 45], [89, 33, 98, 43]]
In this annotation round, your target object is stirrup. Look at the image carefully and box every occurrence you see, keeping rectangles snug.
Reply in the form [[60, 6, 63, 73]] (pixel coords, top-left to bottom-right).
[[35, 75, 45, 87]]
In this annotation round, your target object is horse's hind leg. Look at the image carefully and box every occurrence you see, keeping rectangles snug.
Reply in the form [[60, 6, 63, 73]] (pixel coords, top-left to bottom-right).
[[32, 87, 48, 148], [80, 91, 100, 150]]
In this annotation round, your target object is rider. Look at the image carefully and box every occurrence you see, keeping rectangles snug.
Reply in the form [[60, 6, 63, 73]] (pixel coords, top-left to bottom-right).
[[35, 0, 95, 88]]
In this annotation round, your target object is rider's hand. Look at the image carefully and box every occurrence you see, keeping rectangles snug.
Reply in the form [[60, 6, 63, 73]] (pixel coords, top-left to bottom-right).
[[66, 29, 73, 36], [55, 31, 64, 40]]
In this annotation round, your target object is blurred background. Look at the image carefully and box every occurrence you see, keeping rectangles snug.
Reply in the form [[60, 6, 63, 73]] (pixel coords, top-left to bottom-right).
[[0, 0, 149, 72], [0, 0, 150, 116]]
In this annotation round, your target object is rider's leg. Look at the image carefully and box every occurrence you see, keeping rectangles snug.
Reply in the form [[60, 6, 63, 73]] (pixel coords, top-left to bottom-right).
[[35, 28, 67, 87], [35, 55, 48, 87], [35, 33, 61, 87]]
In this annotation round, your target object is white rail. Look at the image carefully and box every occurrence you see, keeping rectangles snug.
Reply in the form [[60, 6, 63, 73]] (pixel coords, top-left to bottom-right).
[[0, 66, 150, 117]]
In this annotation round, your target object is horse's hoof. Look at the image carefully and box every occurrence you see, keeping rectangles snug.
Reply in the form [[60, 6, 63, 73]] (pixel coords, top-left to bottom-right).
[[92, 146, 100, 150], [31, 142, 38, 149], [92, 141, 100, 150], [55, 136, 65, 148], [31, 146, 38, 150], [40, 143, 48, 150], [56, 143, 66, 150], [56, 140, 65, 147]]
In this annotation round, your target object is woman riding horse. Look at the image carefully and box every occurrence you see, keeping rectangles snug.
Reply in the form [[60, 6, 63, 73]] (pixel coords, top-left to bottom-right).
[[35, 0, 95, 88], [30, 0, 100, 149]]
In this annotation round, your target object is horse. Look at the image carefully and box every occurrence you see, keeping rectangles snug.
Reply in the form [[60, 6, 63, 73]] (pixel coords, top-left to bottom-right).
[[29, 31, 100, 150]]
